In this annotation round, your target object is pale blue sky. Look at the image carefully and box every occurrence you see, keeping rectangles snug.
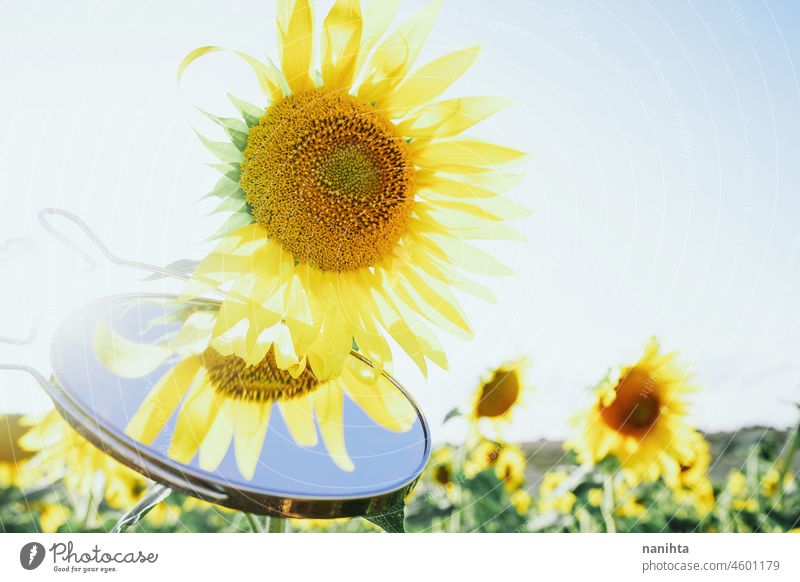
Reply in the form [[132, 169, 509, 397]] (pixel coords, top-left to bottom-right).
[[1, 0, 799, 442]]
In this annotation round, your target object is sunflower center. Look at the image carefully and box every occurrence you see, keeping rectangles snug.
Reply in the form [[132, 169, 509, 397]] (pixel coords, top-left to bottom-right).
[[240, 88, 415, 272], [476, 370, 521, 418], [600, 367, 661, 437], [434, 465, 452, 486], [201, 348, 319, 402]]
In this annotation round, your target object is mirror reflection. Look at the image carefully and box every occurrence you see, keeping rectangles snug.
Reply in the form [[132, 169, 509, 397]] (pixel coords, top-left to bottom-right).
[[50, 295, 429, 501]]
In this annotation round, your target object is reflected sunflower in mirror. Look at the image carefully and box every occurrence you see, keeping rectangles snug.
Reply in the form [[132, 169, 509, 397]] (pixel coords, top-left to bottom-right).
[[565, 337, 697, 485], [94, 322, 416, 479], [177, 0, 528, 381]]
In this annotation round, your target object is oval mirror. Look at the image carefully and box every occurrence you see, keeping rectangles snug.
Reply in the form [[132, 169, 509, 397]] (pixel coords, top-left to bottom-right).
[[46, 294, 430, 519]]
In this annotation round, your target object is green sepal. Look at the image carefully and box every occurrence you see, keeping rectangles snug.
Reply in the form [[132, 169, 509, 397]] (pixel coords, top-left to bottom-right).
[[207, 162, 241, 183], [228, 93, 265, 128], [211, 196, 248, 215], [196, 130, 244, 163], [199, 108, 250, 151], [202, 175, 242, 200], [204, 212, 254, 241]]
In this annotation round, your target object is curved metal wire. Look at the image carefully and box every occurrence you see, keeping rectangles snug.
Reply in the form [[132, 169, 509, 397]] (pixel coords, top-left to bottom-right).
[[37, 208, 193, 282]]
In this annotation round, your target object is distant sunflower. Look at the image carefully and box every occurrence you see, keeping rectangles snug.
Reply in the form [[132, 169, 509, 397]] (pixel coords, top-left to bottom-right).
[[95, 323, 415, 479], [566, 337, 697, 484], [672, 431, 714, 516], [470, 356, 530, 431], [177, 0, 528, 380], [510, 489, 532, 515], [537, 470, 576, 514], [18, 411, 147, 512], [0, 414, 33, 488], [465, 440, 526, 493], [427, 445, 456, 491]]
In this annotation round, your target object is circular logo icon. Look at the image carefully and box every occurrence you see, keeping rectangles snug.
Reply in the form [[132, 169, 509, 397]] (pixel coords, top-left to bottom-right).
[[20, 542, 46, 570]]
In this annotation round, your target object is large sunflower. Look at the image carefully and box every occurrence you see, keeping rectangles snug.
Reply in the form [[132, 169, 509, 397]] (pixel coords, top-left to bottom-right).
[[566, 338, 697, 485], [0, 414, 33, 488], [95, 322, 416, 479], [177, 0, 528, 381]]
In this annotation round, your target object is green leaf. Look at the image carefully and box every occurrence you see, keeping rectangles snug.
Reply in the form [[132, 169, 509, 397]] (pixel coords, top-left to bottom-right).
[[443, 407, 462, 424], [143, 258, 201, 281], [364, 504, 406, 533]]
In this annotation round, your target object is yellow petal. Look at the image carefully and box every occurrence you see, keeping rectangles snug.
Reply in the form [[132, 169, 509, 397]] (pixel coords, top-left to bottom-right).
[[426, 195, 531, 221], [353, 0, 398, 82], [410, 139, 526, 168], [343, 373, 414, 432], [322, 0, 363, 90], [307, 300, 352, 381], [315, 385, 354, 472], [415, 169, 515, 198], [177, 46, 224, 82], [278, 0, 314, 94], [125, 357, 203, 445], [278, 393, 319, 447], [169, 310, 216, 355], [381, 46, 480, 115], [168, 377, 221, 464], [358, 0, 441, 104], [399, 267, 471, 335], [421, 233, 514, 277], [92, 322, 172, 379], [177, 46, 282, 103], [396, 96, 511, 138], [198, 399, 236, 471], [233, 401, 271, 480]]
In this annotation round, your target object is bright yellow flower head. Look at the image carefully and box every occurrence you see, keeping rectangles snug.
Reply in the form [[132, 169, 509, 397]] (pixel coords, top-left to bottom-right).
[[537, 470, 576, 514], [672, 432, 714, 516], [427, 445, 456, 489], [95, 323, 416, 479], [18, 411, 150, 513], [566, 337, 697, 485], [38, 503, 71, 533], [465, 440, 526, 493], [470, 356, 531, 431], [0, 414, 34, 488], [510, 489, 532, 515], [177, 0, 528, 381]]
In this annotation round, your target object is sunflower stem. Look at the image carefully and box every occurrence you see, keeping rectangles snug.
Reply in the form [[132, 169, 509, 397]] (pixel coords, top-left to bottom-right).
[[265, 516, 287, 533], [601, 473, 617, 534], [775, 420, 800, 503], [449, 434, 472, 533], [244, 512, 263, 533]]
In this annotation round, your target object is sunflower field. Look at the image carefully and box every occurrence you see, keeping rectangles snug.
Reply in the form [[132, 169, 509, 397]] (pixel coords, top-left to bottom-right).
[[2, 337, 798, 533]]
